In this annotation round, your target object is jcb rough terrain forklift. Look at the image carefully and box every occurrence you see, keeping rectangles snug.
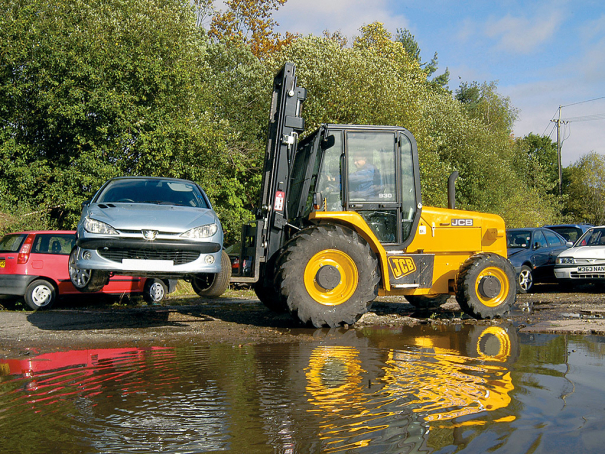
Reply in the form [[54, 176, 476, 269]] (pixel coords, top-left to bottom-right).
[[227, 62, 516, 328]]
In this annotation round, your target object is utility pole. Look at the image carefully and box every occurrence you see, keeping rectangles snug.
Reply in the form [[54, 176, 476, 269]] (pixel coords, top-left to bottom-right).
[[551, 106, 568, 197]]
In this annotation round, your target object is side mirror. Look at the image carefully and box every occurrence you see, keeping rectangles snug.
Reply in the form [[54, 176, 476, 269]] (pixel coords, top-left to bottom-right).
[[313, 192, 324, 210], [533, 242, 540, 250], [81, 200, 90, 208], [321, 134, 335, 149], [566, 241, 573, 247]]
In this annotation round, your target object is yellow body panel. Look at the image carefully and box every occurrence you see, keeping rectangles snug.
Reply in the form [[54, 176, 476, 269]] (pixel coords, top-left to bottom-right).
[[309, 206, 507, 295]]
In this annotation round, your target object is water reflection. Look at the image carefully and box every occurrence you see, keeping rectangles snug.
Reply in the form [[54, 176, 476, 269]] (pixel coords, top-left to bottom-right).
[[1, 326, 605, 453]]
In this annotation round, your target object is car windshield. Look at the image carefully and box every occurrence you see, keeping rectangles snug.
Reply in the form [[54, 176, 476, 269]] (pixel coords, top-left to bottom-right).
[[507, 230, 531, 249], [95, 179, 208, 208], [575, 228, 605, 247], [0, 234, 26, 253]]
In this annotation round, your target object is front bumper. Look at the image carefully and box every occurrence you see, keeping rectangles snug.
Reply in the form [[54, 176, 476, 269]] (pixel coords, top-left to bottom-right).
[[74, 238, 222, 276], [554, 265, 605, 280]]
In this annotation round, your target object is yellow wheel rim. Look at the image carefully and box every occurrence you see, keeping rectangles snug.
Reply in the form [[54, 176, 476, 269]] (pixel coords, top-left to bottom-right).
[[304, 249, 358, 306], [475, 266, 510, 307], [476, 326, 512, 361]]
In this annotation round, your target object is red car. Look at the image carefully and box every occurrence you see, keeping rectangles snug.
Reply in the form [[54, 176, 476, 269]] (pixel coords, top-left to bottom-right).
[[0, 230, 173, 310]]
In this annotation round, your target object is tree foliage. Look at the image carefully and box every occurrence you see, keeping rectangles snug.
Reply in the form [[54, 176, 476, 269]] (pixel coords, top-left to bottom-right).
[[564, 152, 605, 225]]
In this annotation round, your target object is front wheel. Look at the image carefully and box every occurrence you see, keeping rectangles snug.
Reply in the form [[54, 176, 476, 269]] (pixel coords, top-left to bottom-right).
[[275, 225, 380, 328], [517, 265, 533, 293], [191, 250, 231, 298], [143, 279, 167, 304], [68, 248, 109, 293], [455, 253, 516, 319], [25, 279, 56, 310]]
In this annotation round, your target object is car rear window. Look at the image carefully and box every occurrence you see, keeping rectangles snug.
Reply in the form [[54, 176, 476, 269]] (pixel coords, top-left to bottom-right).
[[547, 227, 580, 243], [96, 179, 209, 208], [0, 234, 26, 253], [32, 234, 76, 255]]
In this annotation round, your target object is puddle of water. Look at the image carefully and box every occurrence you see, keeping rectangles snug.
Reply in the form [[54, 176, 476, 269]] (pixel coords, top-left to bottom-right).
[[2, 325, 605, 453]]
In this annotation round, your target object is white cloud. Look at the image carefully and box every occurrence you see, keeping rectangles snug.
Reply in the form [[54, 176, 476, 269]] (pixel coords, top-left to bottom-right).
[[484, 11, 563, 54], [273, 0, 409, 41]]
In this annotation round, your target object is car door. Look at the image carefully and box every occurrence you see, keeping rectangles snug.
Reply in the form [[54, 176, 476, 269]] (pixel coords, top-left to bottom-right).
[[542, 229, 571, 280], [530, 230, 551, 281]]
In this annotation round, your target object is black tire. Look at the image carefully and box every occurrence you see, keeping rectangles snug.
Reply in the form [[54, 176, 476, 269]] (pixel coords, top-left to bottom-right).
[[254, 279, 288, 312], [455, 253, 516, 319], [24, 279, 56, 310], [516, 265, 533, 294], [191, 250, 232, 298], [143, 279, 167, 304], [68, 248, 109, 293], [275, 225, 380, 328], [405, 294, 450, 310]]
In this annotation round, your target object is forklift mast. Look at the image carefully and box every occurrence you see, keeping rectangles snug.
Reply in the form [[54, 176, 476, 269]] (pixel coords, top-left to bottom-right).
[[234, 62, 306, 281]]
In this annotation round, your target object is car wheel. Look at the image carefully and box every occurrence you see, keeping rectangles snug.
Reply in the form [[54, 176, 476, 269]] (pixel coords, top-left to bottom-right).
[[455, 253, 516, 319], [275, 225, 379, 328], [191, 250, 232, 298], [24, 279, 56, 310], [517, 265, 533, 294], [405, 294, 450, 310], [143, 279, 167, 304], [68, 248, 110, 293]]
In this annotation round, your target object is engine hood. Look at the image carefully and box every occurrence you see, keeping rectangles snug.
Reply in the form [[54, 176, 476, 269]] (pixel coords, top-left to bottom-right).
[[558, 246, 605, 259], [85, 203, 220, 232]]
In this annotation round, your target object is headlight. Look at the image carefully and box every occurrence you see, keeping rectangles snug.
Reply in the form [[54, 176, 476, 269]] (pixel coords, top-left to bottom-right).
[[556, 257, 575, 264], [83, 217, 118, 235], [181, 223, 218, 239]]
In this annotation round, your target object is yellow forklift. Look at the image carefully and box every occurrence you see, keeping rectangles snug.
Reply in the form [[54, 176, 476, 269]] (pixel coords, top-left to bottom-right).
[[227, 62, 516, 327]]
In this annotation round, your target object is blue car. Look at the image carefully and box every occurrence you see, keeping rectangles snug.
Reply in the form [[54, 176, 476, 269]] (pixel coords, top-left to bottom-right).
[[544, 224, 594, 244], [506, 227, 573, 293]]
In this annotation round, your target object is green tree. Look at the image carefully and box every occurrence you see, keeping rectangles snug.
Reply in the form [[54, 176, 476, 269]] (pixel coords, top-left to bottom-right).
[[564, 152, 605, 225], [456, 81, 517, 133]]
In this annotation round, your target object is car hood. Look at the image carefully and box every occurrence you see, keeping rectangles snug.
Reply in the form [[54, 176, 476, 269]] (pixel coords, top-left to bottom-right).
[[85, 203, 220, 232], [558, 246, 605, 259]]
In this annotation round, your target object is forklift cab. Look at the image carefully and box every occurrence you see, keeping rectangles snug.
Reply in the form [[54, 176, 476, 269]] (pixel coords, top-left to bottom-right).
[[288, 124, 422, 247]]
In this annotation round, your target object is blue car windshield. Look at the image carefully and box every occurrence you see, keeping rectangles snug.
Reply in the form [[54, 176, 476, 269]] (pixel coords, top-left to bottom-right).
[[576, 228, 605, 247], [507, 231, 531, 249], [95, 179, 208, 208]]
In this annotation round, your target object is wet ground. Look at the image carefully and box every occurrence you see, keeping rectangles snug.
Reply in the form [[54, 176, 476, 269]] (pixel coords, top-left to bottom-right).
[[2, 284, 605, 453]]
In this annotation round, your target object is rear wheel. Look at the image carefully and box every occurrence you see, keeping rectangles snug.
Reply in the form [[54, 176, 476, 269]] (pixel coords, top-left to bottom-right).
[[68, 248, 109, 293], [24, 279, 56, 310], [517, 265, 533, 293], [275, 225, 380, 328], [455, 253, 516, 319], [405, 294, 450, 310], [191, 250, 231, 298], [143, 279, 167, 304]]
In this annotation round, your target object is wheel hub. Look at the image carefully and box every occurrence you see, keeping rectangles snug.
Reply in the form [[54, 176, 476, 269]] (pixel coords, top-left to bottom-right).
[[478, 275, 501, 299], [315, 265, 341, 290]]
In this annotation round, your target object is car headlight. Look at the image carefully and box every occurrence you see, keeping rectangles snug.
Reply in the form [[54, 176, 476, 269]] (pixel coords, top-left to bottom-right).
[[181, 223, 218, 239], [556, 257, 575, 264], [83, 217, 118, 235]]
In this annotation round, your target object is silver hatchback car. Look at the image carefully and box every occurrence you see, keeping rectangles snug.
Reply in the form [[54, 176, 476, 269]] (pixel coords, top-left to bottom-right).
[[70, 177, 229, 296]]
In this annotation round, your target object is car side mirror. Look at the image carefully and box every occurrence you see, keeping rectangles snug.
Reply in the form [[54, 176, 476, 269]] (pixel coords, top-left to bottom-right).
[[566, 241, 573, 247], [533, 242, 540, 250], [81, 200, 90, 208]]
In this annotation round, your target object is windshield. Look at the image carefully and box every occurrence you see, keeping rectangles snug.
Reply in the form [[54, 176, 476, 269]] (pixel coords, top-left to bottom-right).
[[95, 179, 208, 208], [0, 234, 26, 253], [575, 228, 605, 247], [507, 230, 531, 249]]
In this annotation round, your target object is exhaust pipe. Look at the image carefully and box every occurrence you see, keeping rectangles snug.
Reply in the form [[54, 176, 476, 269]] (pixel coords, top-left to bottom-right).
[[448, 171, 459, 210]]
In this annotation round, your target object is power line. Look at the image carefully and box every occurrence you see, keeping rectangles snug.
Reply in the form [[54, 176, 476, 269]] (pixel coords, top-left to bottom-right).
[[563, 113, 605, 122], [561, 96, 605, 108]]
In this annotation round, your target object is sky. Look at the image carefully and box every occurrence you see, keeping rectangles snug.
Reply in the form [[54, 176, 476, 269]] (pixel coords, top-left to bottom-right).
[[272, 0, 605, 166]]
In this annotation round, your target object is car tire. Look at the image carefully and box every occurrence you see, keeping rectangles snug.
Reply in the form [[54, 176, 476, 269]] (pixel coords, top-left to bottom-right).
[[517, 265, 533, 294], [68, 248, 110, 293], [191, 250, 231, 298], [254, 278, 288, 312], [455, 253, 516, 319], [143, 279, 167, 304], [405, 294, 450, 310], [24, 279, 56, 310], [275, 225, 379, 328]]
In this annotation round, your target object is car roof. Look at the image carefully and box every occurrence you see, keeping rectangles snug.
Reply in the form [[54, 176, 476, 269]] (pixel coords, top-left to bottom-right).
[[544, 224, 593, 229], [507, 227, 543, 232], [108, 176, 197, 184], [4, 230, 76, 235]]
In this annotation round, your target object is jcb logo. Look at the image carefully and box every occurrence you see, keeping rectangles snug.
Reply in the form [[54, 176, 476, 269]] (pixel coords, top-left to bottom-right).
[[452, 218, 473, 226], [388, 256, 417, 279]]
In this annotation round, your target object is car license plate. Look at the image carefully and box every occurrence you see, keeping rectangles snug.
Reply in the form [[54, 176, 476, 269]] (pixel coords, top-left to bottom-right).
[[122, 259, 174, 271], [578, 266, 605, 272], [0, 259, 4, 268]]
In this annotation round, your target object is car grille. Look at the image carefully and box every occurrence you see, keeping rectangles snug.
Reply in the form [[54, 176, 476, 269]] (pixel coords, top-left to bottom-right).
[[98, 248, 200, 265], [571, 272, 605, 279]]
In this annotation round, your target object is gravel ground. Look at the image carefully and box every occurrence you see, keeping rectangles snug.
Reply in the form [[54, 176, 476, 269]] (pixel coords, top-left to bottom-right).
[[1, 282, 605, 359]]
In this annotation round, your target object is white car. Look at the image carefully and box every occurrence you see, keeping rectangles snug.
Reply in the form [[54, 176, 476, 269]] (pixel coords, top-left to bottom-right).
[[555, 225, 605, 283]]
